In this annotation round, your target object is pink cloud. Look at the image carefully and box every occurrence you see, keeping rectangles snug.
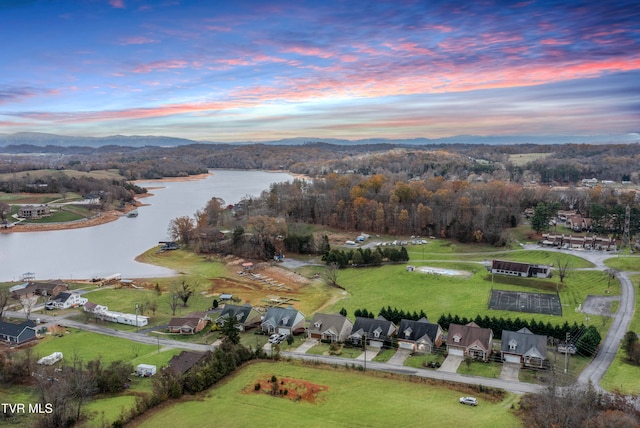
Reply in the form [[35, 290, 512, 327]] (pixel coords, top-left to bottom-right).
[[109, 0, 125, 9], [132, 60, 189, 73], [119, 36, 159, 45]]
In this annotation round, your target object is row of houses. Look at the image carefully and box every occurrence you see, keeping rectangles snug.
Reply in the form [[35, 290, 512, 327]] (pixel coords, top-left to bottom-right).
[[540, 233, 617, 251], [209, 304, 548, 367]]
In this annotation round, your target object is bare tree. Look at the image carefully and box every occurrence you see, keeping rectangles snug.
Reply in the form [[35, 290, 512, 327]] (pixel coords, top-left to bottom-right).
[[0, 289, 10, 320], [21, 296, 37, 320], [168, 290, 180, 316], [177, 280, 194, 307], [556, 259, 570, 283], [324, 262, 340, 288]]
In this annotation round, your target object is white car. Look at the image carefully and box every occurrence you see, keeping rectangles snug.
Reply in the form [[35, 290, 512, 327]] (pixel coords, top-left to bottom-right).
[[459, 396, 478, 406], [268, 334, 280, 344]]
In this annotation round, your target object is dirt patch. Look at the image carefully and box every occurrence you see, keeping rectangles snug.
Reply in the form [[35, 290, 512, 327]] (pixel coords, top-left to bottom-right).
[[244, 375, 328, 403]]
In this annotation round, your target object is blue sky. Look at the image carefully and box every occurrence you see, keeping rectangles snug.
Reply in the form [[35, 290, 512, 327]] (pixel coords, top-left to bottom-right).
[[1, 0, 639, 141]]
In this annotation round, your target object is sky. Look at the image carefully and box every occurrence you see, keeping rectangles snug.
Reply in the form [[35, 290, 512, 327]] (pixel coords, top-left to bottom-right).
[[1, 0, 639, 142]]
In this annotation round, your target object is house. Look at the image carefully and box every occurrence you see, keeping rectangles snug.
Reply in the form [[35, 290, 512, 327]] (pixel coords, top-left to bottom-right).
[[168, 350, 212, 376], [307, 313, 353, 343], [260, 306, 306, 335], [446, 322, 493, 361], [18, 204, 50, 219], [168, 312, 210, 334], [491, 260, 551, 278], [83, 301, 108, 314], [12, 280, 68, 300], [0, 320, 37, 345], [348, 316, 397, 348], [47, 292, 87, 309], [396, 318, 443, 354], [216, 304, 262, 332], [501, 328, 547, 368]]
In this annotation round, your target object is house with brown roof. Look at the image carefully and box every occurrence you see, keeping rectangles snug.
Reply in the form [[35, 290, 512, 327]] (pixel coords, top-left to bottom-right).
[[446, 322, 493, 361], [168, 350, 212, 376], [397, 318, 443, 354], [308, 313, 353, 343], [168, 312, 210, 334], [491, 260, 551, 278], [12, 280, 68, 300]]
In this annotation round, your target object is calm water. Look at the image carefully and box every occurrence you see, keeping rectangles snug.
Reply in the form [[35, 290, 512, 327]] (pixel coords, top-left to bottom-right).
[[0, 170, 292, 282]]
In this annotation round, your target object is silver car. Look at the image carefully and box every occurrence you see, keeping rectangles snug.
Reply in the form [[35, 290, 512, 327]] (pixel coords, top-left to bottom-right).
[[459, 396, 478, 406]]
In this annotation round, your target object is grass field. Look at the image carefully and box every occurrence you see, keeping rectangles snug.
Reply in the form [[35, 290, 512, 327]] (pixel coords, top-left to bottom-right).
[[132, 361, 522, 428], [0, 168, 125, 182]]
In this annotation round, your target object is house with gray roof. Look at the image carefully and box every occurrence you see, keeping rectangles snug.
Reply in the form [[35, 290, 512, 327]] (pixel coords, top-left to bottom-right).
[[501, 327, 548, 368], [260, 306, 305, 335], [0, 320, 37, 345], [216, 304, 262, 332], [397, 318, 443, 354], [308, 313, 353, 343], [348, 316, 397, 348]]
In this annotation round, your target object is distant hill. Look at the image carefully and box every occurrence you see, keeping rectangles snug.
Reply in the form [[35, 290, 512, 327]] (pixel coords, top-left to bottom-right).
[[0, 131, 637, 149]]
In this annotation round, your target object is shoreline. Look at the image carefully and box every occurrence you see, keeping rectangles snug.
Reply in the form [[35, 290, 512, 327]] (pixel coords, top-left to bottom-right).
[[0, 172, 214, 234], [0, 169, 302, 234]]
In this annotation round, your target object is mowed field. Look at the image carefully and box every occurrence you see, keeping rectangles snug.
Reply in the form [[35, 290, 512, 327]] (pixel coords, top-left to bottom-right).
[[131, 361, 522, 428]]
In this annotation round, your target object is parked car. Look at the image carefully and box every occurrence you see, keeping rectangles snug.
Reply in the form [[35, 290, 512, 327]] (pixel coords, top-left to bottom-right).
[[459, 396, 478, 406], [278, 333, 289, 342], [268, 334, 281, 344]]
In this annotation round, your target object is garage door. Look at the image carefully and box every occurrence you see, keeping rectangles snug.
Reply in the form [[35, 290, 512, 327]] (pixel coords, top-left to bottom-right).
[[504, 354, 521, 364], [448, 348, 464, 356], [398, 342, 414, 350]]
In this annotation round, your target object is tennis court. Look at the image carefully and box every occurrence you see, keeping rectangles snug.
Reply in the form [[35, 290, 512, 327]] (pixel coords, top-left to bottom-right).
[[488, 289, 562, 316]]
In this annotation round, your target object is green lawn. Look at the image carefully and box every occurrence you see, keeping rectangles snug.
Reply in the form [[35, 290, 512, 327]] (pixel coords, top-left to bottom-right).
[[404, 352, 446, 369], [329, 261, 615, 330], [32, 328, 178, 366], [134, 361, 522, 428], [604, 255, 640, 272], [306, 342, 364, 358], [458, 360, 503, 378]]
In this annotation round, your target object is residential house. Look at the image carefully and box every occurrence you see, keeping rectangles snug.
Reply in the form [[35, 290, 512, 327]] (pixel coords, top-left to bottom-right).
[[501, 328, 548, 368], [260, 306, 306, 335], [446, 322, 494, 361], [216, 304, 262, 332], [168, 350, 212, 376], [18, 204, 50, 219], [396, 318, 443, 354], [307, 313, 353, 343], [47, 292, 87, 309], [168, 312, 210, 334], [0, 320, 37, 345], [491, 260, 551, 278], [83, 301, 109, 314], [349, 316, 397, 348], [12, 280, 68, 300]]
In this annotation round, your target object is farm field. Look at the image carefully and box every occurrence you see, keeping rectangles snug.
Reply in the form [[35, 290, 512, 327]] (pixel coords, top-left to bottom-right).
[[131, 361, 522, 428]]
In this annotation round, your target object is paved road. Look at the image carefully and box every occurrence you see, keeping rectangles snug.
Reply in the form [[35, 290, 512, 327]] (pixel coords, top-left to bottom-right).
[[5, 310, 214, 353]]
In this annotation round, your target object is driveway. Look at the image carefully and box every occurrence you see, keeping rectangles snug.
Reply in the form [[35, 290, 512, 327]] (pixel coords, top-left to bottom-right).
[[293, 338, 318, 353], [438, 355, 464, 373], [355, 346, 379, 361], [387, 348, 412, 365], [499, 362, 521, 382]]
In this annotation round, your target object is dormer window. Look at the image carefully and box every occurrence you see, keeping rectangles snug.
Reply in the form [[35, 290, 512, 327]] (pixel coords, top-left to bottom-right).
[[282, 316, 289, 325], [404, 328, 412, 339], [509, 339, 517, 351], [373, 327, 382, 338], [453, 335, 461, 343], [236, 314, 243, 321], [314, 322, 322, 328]]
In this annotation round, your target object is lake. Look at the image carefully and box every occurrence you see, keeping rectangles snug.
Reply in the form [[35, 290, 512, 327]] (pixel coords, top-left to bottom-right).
[[0, 170, 293, 282]]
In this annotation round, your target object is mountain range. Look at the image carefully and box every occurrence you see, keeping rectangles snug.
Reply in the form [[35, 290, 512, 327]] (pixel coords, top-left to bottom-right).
[[0, 132, 638, 149]]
